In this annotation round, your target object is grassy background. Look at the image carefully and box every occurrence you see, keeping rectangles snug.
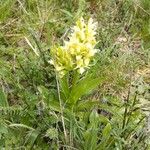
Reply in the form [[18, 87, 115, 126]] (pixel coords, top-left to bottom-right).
[[0, 0, 149, 102], [0, 0, 150, 149]]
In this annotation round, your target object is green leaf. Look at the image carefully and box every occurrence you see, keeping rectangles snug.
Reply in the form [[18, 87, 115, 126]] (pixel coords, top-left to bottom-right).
[[49, 101, 61, 112], [99, 115, 110, 124], [60, 9, 73, 18], [69, 76, 104, 105], [77, 100, 99, 111], [83, 128, 98, 150], [0, 123, 8, 134], [0, 89, 8, 107], [97, 123, 112, 150], [89, 110, 99, 125], [38, 86, 57, 106], [102, 123, 112, 138], [25, 129, 40, 148], [60, 75, 70, 99]]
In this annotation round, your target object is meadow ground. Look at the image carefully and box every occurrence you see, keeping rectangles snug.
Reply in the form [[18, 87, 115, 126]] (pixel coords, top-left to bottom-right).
[[0, 0, 150, 149]]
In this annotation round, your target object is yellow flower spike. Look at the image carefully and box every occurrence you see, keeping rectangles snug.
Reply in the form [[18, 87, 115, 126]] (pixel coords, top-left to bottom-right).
[[50, 17, 98, 77]]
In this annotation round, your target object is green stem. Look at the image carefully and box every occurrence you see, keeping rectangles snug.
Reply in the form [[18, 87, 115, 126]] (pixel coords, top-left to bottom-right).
[[56, 73, 68, 144], [122, 88, 130, 130]]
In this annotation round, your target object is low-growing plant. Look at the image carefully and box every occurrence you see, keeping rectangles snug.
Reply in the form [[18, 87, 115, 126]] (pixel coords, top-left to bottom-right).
[[0, 15, 149, 150]]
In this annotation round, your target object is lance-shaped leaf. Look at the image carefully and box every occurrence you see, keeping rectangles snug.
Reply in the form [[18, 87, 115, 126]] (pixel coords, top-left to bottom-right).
[[69, 75, 104, 105]]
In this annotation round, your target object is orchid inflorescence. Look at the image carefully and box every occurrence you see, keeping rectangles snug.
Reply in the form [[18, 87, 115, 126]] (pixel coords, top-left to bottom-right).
[[50, 17, 98, 77]]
